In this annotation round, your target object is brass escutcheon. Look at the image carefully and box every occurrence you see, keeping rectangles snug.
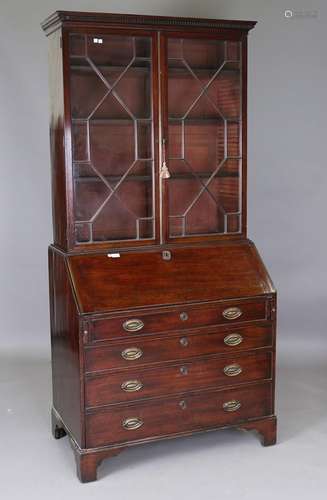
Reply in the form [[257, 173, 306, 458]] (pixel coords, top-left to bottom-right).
[[180, 366, 188, 375], [179, 337, 189, 347], [180, 312, 189, 321], [222, 307, 242, 320]]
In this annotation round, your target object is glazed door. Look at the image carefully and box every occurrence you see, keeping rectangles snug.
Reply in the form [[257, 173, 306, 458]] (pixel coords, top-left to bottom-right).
[[160, 33, 244, 242], [68, 30, 159, 247]]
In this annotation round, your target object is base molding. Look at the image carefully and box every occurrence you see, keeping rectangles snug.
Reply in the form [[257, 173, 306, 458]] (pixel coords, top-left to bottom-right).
[[51, 408, 277, 482]]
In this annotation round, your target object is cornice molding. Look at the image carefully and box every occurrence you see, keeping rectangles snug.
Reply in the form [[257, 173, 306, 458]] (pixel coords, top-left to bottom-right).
[[41, 10, 256, 36]]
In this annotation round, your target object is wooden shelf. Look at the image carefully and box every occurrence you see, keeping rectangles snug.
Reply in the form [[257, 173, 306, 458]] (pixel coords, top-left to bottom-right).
[[72, 118, 152, 124], [170, 171, 239, 179], [73, 171, 238, 183], [168, 118, 240, 124], [70, 57, 151, 72], [71, 117, 238, 124], [168, 65, 240, 73], [74, 175, 153, 183]]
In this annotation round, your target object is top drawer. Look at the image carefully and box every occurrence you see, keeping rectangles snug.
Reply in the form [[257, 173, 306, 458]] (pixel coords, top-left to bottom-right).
[[86, 299, 270, 343]]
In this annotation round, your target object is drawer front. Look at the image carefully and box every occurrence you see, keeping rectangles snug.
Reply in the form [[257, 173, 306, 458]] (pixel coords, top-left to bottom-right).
[[84, 324, 273, 373], [88, 300, 268, 343], [85, 351, 272, 407], [85, 382, 273, 448]]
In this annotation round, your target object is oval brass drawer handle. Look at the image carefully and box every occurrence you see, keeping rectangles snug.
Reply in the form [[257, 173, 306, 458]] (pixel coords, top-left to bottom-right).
[[222, 307, 242, 320], [122, 417, 143, 430], [121, 347, 143, 361], [121, 380, 143, 392], [223, 364, 242, 377], [223, 400, 242, 412], [224, 333, 243, 346], [123, 318, 144, 332]]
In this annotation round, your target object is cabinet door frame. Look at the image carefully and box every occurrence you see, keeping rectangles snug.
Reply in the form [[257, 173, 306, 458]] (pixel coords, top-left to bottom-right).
[[62, 26, 161, 251], [159, 30, 248, 244]]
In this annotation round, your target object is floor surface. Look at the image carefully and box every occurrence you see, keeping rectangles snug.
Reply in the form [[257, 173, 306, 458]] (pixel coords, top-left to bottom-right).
[[1, 338, 326, 499]]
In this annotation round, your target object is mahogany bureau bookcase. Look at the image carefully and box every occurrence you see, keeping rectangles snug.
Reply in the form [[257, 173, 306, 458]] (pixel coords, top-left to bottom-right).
[[42, 10, 277, 482]]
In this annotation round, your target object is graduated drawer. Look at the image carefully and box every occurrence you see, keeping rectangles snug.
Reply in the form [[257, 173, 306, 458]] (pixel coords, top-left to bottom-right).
[[85, 351, 272, 407], [85, 382, 273, 448], [86, 299, 269, 343], [84, 324, 273, 373]]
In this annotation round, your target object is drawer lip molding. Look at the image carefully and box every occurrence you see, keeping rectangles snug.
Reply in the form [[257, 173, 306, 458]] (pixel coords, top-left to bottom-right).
[[84, 297, 271, 344], [85, 381, 274, 448], [83, 325, 274, 374], [84, 351, 273, 408]]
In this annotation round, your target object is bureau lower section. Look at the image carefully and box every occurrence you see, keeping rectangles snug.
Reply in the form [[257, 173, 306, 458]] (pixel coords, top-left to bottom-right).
[[49, 245, 277, 483]]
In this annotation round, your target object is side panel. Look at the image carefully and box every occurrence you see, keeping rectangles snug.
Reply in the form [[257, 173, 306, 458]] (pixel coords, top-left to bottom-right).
[[49, 247, 84, 445], [48, 29, 69, 249]]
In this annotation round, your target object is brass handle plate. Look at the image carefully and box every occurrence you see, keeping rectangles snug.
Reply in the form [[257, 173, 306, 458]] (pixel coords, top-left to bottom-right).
[[121, 380, 143, 392], [223, 364, 243, 377], [223, 400, 242, 412], [222, 307, 242, 320], [121, 347, 143, 361], [123, 318, 144, 332], [224, 333, 243, 346], [122, 417, 143, 430]]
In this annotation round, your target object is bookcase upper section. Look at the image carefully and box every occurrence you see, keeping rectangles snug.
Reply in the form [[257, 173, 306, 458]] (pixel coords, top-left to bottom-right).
[[43, 11, 255, 252]]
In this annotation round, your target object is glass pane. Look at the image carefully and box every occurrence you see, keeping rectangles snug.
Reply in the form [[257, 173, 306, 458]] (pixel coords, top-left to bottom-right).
[[69, 33, 155, 244], [167, 38, 242, 237]]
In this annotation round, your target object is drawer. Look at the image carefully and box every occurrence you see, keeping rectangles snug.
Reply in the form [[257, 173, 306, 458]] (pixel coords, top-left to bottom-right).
[[84, 324, 273, 373], [85, 351, 272, 407], [85, 382, 273, 447], [86, 299, 269, 343]]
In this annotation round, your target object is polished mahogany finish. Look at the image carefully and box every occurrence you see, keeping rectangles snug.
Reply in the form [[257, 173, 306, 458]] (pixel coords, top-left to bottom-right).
[[85, 382, 273, 448], [67, 242, 273, 313], [43, 10, 277, 483], [83, 326, 272, 372], [85, 351, 272, 407]]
